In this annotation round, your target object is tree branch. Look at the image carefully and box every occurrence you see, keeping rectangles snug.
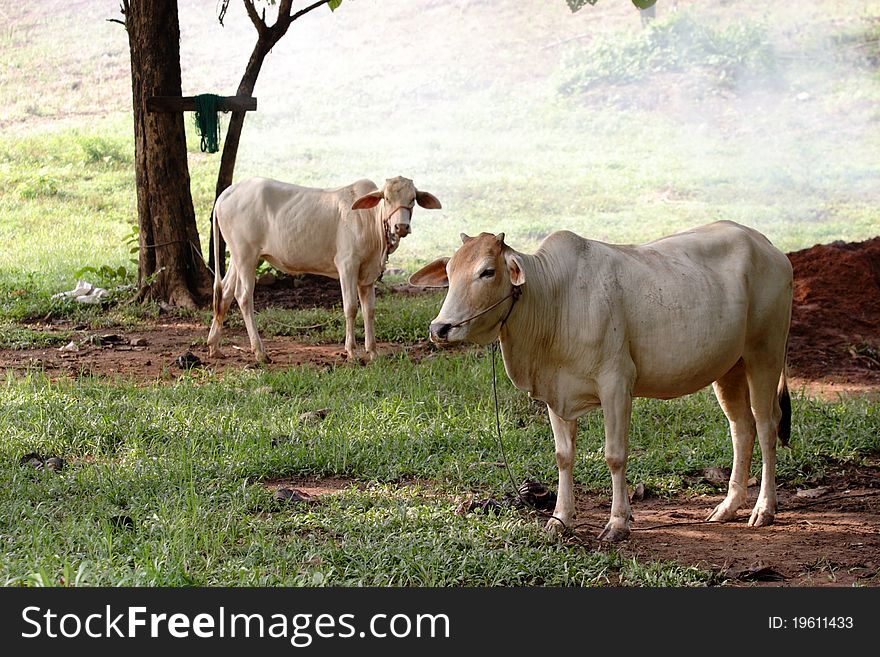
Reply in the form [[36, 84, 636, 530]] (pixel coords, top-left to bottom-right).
[[243, 0, 267, 34], [265, 0, 295, 47], [291, 0, 333, 23], [109, 2, 128, 31]]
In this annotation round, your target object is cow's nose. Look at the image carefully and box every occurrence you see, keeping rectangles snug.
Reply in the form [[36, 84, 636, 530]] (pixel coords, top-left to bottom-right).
[[395, 223, 410, 237], [429, 322, 452, 342]]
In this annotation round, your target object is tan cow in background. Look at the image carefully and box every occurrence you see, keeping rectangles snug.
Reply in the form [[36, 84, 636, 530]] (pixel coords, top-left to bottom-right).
[[411, 221, 792, 542], [208, 176, 441, 363]]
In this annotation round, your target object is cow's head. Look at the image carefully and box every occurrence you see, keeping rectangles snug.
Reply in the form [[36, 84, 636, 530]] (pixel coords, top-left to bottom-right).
[[351, 176, 442, 241], [409, 232, 526, 345]]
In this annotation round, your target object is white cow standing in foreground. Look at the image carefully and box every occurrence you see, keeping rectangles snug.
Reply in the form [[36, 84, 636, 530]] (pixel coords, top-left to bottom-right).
[[208, 176, 441, 363], [410, 221, 792, 541]]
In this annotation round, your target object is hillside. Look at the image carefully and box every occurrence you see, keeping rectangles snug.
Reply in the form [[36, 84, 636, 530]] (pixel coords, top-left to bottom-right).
[[1, 0, 878, 270]]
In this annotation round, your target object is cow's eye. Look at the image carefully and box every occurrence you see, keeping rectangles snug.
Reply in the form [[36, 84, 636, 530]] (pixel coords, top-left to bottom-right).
[[479, 268, 495, 279]]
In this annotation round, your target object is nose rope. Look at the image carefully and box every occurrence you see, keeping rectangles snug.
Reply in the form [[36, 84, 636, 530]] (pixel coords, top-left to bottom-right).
[[447, 285, 521, 330], [386, 204, 412, 221]]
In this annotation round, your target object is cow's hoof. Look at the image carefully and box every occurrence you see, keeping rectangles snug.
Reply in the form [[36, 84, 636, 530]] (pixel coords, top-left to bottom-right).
[[748, 507, 775, 527], [345, 353, 369, 366], [706, 503, 738, 522], [207, 348, 224, 359], [598, 524, 630, 543], [544, 516, 568, 536]]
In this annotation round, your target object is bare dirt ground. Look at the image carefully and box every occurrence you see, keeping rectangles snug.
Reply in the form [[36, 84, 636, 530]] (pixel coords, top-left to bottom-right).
[[573, 461, 880, 587], [2, 242, 879, 586], [265, 466, 880, 588], [1, 277, 440, 380]]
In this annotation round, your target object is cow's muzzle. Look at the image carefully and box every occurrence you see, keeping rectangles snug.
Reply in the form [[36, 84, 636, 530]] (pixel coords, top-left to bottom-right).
[[395, 223, 410, 237], [429, 322, 452, 343]]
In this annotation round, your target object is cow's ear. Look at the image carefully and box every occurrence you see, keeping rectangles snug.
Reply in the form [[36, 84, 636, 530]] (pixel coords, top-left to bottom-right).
[[351, 189, 384, 210], [408, 257, 450, 288], [505, 251, 526, 287], [415, 190, 442, 210], [460, 233, 472, 244]]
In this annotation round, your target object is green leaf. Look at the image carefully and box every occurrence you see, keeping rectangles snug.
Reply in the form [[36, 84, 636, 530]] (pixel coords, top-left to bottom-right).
[[328, 0, 342, 11], [565, 0, 599, 12], [632, 0, 657, 9]]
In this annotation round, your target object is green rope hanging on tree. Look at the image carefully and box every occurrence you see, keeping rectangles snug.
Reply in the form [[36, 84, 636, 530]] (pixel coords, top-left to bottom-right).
[[193, 93, 223, 153]]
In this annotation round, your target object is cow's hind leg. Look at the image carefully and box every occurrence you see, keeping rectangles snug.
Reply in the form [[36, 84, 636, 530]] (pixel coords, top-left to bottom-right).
[[207, 262, 238, 358], [546, 406, 577, 535], [708, 359, 755, 522], [235, 265, 269, 364], [744, 360, 784, 527]]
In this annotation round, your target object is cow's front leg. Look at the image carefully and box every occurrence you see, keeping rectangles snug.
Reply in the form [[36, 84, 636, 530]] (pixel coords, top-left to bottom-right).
[[357, 282, 378, 360], [337, 267, 360, 360], [598, 385, 633, 542], [546, 406, 577, 535]]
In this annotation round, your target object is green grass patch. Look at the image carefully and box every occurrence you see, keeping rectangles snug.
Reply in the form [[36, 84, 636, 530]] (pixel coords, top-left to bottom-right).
[[1, 356, 876, 586], [247, 290, 445, 345], [0, 326, 72, 350]]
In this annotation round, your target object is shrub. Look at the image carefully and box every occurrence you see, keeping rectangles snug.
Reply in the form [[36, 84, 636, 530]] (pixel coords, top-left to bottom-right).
[[558, 12, 775, 95]]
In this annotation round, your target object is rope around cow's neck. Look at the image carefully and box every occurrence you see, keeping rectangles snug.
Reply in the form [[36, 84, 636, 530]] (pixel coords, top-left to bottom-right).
[[378, 203, 412, 279], [490, 341, 526, 506]]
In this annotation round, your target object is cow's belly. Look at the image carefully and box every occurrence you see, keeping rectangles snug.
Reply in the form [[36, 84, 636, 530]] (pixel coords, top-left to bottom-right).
[[262, 253, 339, 279], [632, 354, 740, 398], [260, 226, 341, 279], [630, 329, 744, 398], [622, 280, 748, 398]]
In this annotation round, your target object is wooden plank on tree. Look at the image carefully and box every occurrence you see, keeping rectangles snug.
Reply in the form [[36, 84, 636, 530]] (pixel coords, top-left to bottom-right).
[[146, 96, 257, 113]]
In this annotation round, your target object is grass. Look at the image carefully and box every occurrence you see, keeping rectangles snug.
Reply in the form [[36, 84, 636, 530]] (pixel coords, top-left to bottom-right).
[[0, 0, 878, 587], [0, 353, 877, 586], [0, 326, 72, 350], [558, 12, 776, 93]]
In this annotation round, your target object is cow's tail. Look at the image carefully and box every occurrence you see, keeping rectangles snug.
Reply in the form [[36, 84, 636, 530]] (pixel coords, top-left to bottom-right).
[[211, 198, 223, 319], [777, 368, 791, 447]]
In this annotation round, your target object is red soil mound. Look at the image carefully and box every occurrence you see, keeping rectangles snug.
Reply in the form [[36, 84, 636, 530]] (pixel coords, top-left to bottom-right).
[[787, 237, 880, 384]]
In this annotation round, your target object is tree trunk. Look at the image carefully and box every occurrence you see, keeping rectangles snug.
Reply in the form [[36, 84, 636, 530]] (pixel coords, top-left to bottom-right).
[[126, 0, 212, 308]]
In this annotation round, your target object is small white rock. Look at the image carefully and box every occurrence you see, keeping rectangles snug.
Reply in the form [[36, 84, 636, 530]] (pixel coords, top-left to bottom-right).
[[58, 341, 79, 353]]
